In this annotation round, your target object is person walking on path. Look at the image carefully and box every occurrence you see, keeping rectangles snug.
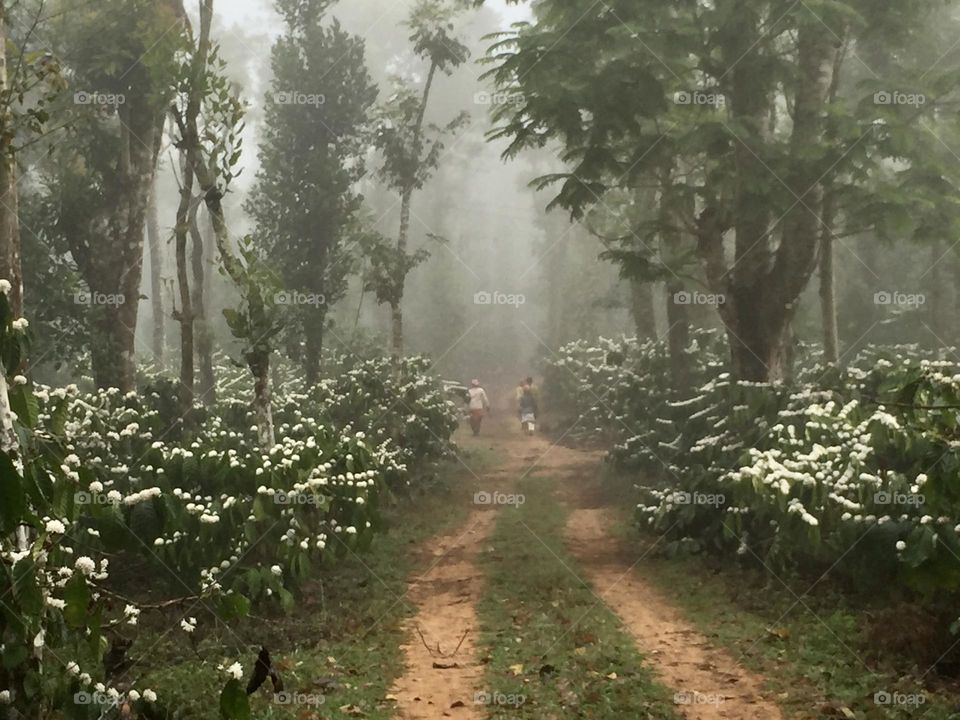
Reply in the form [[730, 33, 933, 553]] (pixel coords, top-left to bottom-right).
[[518, 385, 538, 435], [466, 379, 491, 436], [524, 376, 540, 402]]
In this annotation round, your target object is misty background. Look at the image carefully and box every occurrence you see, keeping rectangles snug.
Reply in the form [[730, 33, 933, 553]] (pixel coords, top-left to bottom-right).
[[124, 0, 634, 392]]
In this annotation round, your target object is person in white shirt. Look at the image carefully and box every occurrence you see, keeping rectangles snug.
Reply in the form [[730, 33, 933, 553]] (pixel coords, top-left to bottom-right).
[[466, 379, 491, 436]]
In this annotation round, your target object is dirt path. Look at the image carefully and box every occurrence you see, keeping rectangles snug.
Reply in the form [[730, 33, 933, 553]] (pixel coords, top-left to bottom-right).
[[539, 432, 784, 719], [392, 414, 783, 719], [390, 509, 494, 719], [390, 418, 540, 719], [566, 507, 784, 720]]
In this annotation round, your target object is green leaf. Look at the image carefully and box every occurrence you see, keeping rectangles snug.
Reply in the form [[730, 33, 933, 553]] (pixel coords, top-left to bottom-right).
[[12, 559, 42, 615], [0, 449, 24, 533], [2, 642, 29, 670], [8, 383, 38, 429], [219, 678, 250, 720], [218, 592, 251, 621], [50, 396, 70, 435], [63, 574, 91, 628], [277, 586, 295, 613]]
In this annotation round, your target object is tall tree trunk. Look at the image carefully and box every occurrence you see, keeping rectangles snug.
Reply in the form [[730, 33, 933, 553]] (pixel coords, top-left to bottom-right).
[[0, 7, 25, 553], [179, 0, 275, 446], [659, 166, 691, 388], [929, 240, 945, 342], [723, 1, 779, 381], [0, 4, 20, 320], [174, 152, 195, 419], [251, 349, 275, 448], [818, 36, 844, 366], [392, 61, 437, 360], [629, 278, 656, 339], [303, 313, 325, 385], [189, 200, 215, 402], [87, 94, 164, 391], [665, 280, 690, 388], [147, 181, 164, 362], [819, 183, 839, 364], [720, 6, 835, 382]]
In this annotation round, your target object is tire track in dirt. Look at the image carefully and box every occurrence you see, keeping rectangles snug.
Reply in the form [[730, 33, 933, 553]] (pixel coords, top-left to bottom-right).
[[565, 506, 784, 720], [536, 432, 785, 720], [499, 426, 782, 718], [392, 414, 784, 719], [390, 420, 535, 719], [390, 508, 495, 719]]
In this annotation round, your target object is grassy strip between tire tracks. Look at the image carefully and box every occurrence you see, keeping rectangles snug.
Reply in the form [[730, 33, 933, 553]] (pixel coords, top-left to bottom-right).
[[474, 473, 682, 719]]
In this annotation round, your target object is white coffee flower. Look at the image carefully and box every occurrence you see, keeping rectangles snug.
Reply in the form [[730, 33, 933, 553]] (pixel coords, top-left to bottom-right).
[[75, 556, 96, 576], [45, 519, 66, 535]]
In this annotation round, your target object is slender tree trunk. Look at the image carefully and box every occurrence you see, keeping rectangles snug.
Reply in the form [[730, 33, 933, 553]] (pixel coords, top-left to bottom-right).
[[659, 163, 691, 387], [818, 36, 844, 366], [0, 7, 25, 550], [180, 0, 275, 445], [929, 240, 945, 341], [819, 183, 839, 364], [147, 181, 164, 362], [174, 152, 195, 419], [0, 162, 21, 319], [391, 61, 437, 360], [303, 314, 325, 385], [189, 201, 215, 402], [392, 182, 412, 359], [665, 280, 690, 388], [629, 278, 656, 339], [0, 5, 21, 320], [203, 188, 274, 445], [251, 349, 275, 448]]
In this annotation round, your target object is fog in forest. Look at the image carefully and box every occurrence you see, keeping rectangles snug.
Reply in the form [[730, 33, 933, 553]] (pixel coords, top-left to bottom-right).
[[78, 0, 634, 393], [8, 1, 960, 718]]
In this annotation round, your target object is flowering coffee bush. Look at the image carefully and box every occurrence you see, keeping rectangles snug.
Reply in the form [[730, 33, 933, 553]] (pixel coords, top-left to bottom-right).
[[0, 286, 460, 718], [547, 335, 960, 595], [543, 330, 726, 448]]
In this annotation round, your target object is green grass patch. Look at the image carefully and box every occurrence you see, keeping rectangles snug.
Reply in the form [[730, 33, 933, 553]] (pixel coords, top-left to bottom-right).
[[474, 474, 682, 719]]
